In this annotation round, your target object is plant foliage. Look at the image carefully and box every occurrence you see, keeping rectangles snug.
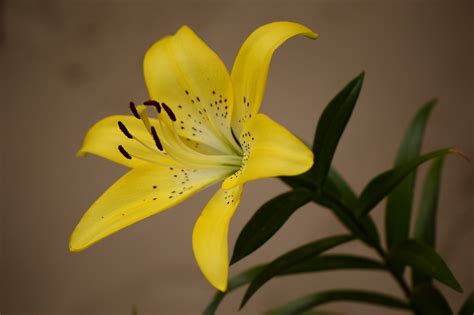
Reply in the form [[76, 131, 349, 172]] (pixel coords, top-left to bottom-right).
[[203, 73, 467, 315]]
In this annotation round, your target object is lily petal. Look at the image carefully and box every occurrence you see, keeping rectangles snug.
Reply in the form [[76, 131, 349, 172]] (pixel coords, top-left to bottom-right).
[[231, 21, 318, 136], [70, 165, 232, 252], [77, 115, 177, 168], [222, 114, 313, 189], [144, 26, 239, 154], [192, 185, 243, 291]]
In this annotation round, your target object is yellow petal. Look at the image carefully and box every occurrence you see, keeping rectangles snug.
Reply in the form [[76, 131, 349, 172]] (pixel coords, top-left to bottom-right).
[[144, 26, 239, 154], [223, 114, 313, 189], [70, 165, 232, 252], [231, 21, 318, 135], [192, 185, 243, 291], [77, 115, 177, 168]]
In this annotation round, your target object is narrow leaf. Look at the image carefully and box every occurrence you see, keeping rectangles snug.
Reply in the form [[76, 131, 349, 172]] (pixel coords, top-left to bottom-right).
[[281, 170, 317, 191], [412, 157, 444, 286], [385, 100, 436, 249], [413, 157, 444, 247], [231, 189, 312, 265], [203, 254, 383, 315], [282, 254, 385, 275], [317, 190, 380, 246], [299, 312, 342, 315], [322, 170, 380, 244], [281, 167, 358, 209], [240, 235, 355, 308], [389, 239, 463, 292], [315, 194, 380, 246], [266, 290, 409, 315], [299, 311, 342, 315], [324, 172, 380, 244], [281, 170, 380, 245], [411, 283, 452, 315], [358, 148, 459, 217], [459, 292, 474, 315], [325, 168, 358, 208], [312, 72, 364, 187]]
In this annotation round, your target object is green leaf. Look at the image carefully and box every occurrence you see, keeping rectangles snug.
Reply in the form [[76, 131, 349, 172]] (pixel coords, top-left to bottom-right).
[[412, 157, 444, 286], [203, 265, 265, 315], [204, 254, 383, 315], [265, 290, 410, 315], [312, 72, 364, 187], [413, 157, 444, 247], [231, 189, 312, 265], [315, 195, 380, 246], [240, 235, 355, 309], [411, 283, 452, 315], [281, 170, 317, 190], [299, 311, 342, 315], [389, 239, 463, 292], [318, 191, 380, 246], [299, 312, 342, 315], [385, 100, 436, 249], [281, 169, 380, 246], [283, 254, 385, 275], [321, 170, 380, 245], [281, 167, 357, 208], [357, 148, 459, 217], [325, 168, 358, 208], [459, 292, 474, 315]]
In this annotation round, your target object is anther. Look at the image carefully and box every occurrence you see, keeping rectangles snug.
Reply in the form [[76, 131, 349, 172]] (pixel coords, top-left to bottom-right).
[[118, 121, 133, 139], [161, 103, 177, 121], [144, 100, 161, 113], [129, 102, 140, 119], [118, 145, 132, 159], [150, 126, 164, 151]]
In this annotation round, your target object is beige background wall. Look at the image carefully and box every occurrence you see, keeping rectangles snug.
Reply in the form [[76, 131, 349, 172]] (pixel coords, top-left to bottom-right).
[[1, 1, 472, 314]]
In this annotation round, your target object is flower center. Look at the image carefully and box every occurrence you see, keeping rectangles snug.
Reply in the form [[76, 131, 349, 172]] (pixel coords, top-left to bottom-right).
[[116, 100, 243, 170]]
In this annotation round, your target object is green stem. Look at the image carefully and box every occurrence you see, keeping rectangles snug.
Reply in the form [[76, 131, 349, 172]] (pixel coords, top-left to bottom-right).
[[372, 242, 412, 300], [317, 190, 413, 303]]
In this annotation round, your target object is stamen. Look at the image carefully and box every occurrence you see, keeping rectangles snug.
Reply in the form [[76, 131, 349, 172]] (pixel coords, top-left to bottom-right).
[[161, 102, 177, 121], [231, 128, 241, 147], [129, 102, 140, 119], [150, 126, 164, 151], [118, 145, 132, 159], [118, 121, 133, 139], [144, 100, 161, 113]]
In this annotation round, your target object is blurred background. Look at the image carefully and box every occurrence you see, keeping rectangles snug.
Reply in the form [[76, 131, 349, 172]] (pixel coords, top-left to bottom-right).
[[1, 0, 472, 314]]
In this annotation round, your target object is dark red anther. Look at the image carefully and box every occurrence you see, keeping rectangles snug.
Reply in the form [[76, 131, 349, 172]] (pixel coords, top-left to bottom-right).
[[161, 103, 176, 121], [150, 126, 164, 151], [129, 102, 140, 119], [118, 121, 133, 139], [144, 100, 162, 113], [118, 145, 132, 159]]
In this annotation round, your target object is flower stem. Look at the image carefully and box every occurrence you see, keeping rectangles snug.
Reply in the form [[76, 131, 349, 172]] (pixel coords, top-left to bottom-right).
[[316, 190, 413, 303], [372, 242, 412, 300]]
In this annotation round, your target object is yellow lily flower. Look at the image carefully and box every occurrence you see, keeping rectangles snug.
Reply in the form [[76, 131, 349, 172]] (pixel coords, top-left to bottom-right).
[[70, 21, 317, 291]]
